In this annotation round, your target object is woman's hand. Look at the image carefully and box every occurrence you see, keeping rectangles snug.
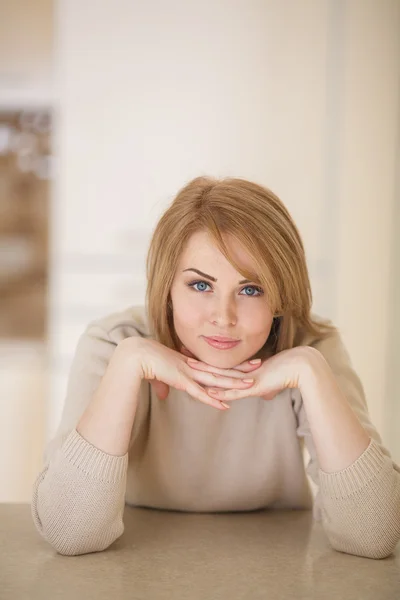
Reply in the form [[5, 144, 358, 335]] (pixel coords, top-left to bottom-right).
[[187, 346, 317, 402], [118, 337, 260, 411]]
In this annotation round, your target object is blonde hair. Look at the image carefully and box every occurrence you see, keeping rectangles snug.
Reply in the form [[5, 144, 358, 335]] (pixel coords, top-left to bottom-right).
[[146, 176, 337, 359]]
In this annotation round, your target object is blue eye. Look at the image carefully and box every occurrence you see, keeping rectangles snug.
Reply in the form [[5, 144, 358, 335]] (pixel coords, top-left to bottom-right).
[[186, 280, 263, 297], [240, 285, 263, 297], [189, 281, 211, 292]]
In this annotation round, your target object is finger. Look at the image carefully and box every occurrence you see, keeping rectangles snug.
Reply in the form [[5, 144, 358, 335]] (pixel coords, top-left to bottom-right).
[[187, 359, 261, 379], [227, 361, 262, 373], [207, 386, 257, 402], [190, 370, 256, 390], [183, 377, 230, 410]]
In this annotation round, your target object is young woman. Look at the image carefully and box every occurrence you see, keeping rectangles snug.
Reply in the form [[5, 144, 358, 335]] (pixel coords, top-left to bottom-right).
[[31, 176, 400, 559]]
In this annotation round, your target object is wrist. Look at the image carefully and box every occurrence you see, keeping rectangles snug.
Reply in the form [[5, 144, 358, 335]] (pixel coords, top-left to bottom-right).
[[297, 346, 328, 393], [112, 336, 144, 380]]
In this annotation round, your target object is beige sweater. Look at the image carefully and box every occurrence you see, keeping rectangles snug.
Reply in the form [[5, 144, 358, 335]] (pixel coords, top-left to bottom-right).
[[31, 305, 400, 558]]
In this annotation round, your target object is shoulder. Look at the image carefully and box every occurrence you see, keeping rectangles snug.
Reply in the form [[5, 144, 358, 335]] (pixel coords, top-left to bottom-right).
[[84, 304, 152, 346], [296, 312, 354, 373], [294, 312, 336, 346]]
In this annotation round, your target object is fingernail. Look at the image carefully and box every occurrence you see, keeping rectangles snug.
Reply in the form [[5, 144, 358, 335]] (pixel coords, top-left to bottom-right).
[[187, 358, 199, 363], [221, 402, 230, 409], [249, 359, 261, 364], [243, 378, 254, 383]]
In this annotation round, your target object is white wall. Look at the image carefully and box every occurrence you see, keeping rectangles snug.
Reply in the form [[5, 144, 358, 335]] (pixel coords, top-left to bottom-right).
[[334, 1, 400, 458], [49, 0, 400, 462], [386, 126, 400, 464]]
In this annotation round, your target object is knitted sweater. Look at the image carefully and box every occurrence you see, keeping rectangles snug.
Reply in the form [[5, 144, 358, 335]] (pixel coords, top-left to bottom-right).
[[31, 305, 400, 558]]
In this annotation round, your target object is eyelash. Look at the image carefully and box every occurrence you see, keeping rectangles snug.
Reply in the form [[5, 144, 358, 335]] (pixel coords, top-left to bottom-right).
[[186, 280, 264, 297]]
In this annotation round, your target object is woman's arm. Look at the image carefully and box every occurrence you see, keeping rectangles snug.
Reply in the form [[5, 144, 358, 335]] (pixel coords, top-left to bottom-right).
[[76, 339, 143, 456], [293, 332, 400, 559], [297, 346, 371, 474], [31, 324, 148, 557]]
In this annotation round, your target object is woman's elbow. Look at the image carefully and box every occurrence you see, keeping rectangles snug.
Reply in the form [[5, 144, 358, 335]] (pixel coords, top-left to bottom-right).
[[31, 502, 125, 556], [327, 532, 399, 560], [53, 534, 122, 556], [39, 521, 125, 556]]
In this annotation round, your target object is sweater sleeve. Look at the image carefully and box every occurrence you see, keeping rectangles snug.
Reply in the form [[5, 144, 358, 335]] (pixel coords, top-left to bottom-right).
[[31, 323, 147, 556], [291, 327, 400, 559]]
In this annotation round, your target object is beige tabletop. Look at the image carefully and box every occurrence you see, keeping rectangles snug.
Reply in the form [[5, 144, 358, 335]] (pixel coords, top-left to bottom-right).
[[1, 504, 399, 600]]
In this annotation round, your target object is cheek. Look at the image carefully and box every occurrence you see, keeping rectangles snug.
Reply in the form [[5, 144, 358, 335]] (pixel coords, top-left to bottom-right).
[[239, 304, 273, 338], [172, 296, 204, 328]]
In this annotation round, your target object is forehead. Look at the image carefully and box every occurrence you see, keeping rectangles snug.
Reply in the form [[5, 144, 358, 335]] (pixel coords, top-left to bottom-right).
[[179, 230, 256, 273]]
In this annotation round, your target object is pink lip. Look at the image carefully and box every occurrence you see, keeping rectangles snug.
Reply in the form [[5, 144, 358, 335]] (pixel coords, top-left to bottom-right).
[[203, 336, 241, 350], [204, 335, 240, 342]]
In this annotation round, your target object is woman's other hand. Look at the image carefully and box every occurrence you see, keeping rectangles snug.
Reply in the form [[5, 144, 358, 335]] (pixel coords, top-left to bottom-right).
[[117, 337, 259, 411]]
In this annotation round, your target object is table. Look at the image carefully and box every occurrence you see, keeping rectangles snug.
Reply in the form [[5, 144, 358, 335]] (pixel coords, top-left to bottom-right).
[[1, 504, 399, 599]]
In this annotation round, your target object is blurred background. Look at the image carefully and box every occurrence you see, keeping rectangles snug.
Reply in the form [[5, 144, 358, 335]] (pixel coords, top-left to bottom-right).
[[0, 0, 399, 503]]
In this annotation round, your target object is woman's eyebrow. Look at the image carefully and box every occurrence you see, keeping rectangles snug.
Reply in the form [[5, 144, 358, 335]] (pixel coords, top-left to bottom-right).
[[182, 268, 251, 285]]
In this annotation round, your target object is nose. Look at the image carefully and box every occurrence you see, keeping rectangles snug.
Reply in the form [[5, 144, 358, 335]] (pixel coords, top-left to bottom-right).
[[209, 296, 237, 327]]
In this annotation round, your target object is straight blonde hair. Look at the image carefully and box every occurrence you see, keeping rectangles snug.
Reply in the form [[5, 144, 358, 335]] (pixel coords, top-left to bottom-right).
[[146, 176, 337, 359]]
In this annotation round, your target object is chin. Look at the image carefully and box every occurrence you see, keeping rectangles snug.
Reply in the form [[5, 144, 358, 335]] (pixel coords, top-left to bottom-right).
[[200, 353, 248, 369]]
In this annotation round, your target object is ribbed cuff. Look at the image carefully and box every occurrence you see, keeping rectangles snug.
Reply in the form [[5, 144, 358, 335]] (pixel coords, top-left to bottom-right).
[[317, 437, 388, 500], [61, 429, 128, 484]]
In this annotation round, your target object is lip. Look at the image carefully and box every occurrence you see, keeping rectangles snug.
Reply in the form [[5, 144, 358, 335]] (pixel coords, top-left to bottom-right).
[[204, 335, 240, 342], [203, 336, 241, 350]]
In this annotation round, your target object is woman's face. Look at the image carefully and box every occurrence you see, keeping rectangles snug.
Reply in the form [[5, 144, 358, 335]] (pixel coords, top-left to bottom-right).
[[169, 230, 274, 368]]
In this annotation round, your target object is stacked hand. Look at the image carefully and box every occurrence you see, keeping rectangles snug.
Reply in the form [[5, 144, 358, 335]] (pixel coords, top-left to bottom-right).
[[151, 343, 265, 407], [121, 336, 316, 410], [185, 346, 313, 403]]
